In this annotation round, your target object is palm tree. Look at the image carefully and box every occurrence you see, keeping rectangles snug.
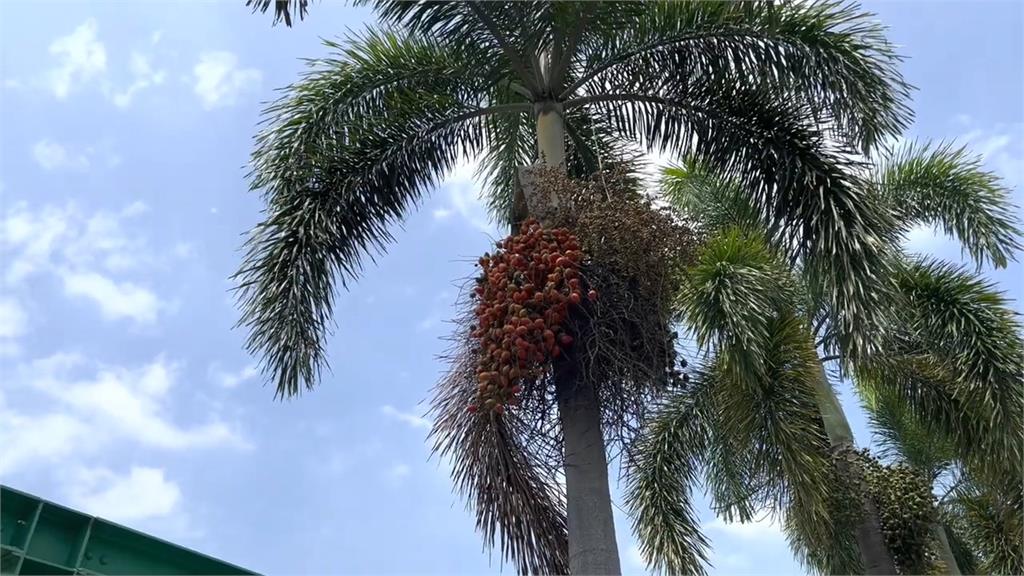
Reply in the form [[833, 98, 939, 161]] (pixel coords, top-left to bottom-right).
[[861, 375, 1023, 575], [630, 142, 1021, 574], [236, 1, 911, 573]]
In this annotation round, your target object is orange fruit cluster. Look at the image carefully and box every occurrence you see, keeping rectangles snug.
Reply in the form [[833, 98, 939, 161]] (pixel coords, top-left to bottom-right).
[[468, 219, 598, 415]]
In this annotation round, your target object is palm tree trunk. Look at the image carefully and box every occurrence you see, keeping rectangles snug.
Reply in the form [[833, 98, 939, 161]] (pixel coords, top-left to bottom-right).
[[931, 523, 962, 575], [813, 362, 898, 575], [518, 102, 622, 575]]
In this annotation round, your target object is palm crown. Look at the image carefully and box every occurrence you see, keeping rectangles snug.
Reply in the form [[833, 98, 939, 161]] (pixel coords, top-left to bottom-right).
[[236, 0, 912, 402], [630, 141, 1021, 574]]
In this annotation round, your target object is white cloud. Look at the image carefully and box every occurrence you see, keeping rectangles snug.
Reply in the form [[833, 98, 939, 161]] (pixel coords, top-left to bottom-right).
[[0, 201, 172, 324], [48, 19, 107, 99], [210, 363, 259, 389], [0, 297, 27, 340], [415, 313, 441, 332], [67, 466, 181, 522], [61, 271, 162, 323], [0, 409, 88, 476], [32, 139, 90, 170], [387, 462, 412, 481], [112, 52, 166, 108], [437, 161, 501, 235], [171, 242, 194, 259], [0, 354, 248, 477], [380, 405, 431, 429], [192, 51, 261, 110], [0, 297, 27, 357]]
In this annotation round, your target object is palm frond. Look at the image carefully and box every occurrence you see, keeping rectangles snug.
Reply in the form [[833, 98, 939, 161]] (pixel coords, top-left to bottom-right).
[[571, 76, 898, 362], [234, 32, 530, 398], [476, 83, 534, 226], [566, 0, 911, 152], [660, 159, 763, 236], [894, 257, 1024, 478], [625, 373, 714, 576], [944, 482, 1024, 575], [429, 346, 568, 575], [245, 0, 309, 27], [879, 141, 1022, 269], [859, 381, 956, 481], [670, 230, 848, 572], [675, 227, 795, 371], [722, 313, 852, 574], [363, 1, 546, 94]]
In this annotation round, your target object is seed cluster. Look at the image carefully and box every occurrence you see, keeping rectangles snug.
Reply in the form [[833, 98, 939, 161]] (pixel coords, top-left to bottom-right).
[[863, 456, 943, 574], [468, 219, 597, 415]]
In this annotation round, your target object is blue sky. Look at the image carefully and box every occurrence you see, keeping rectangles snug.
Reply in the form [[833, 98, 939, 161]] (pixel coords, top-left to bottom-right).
[[0, 1, 1020, 574]]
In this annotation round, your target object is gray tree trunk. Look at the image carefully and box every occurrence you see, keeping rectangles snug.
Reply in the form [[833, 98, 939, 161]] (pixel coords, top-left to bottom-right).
[[931, 522, 962, 575], [513, 102, 622, 576], [813, 362, 898, 575], [555, 345, 622, 575]]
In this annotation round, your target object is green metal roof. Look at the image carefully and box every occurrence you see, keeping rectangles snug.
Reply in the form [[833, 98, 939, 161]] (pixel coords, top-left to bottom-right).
[[1, 485, 256, 575]]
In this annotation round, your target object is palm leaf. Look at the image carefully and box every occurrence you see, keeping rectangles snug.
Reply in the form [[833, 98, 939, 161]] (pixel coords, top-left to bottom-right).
[[625, 372, 714, 576], [246, 0, 309, 27], [430, 344, 568, 575], [565, 0, 911, 152], [234, 32, 529, 398], [878, 140, 1022, 269], [894, 257, 1024, 479]]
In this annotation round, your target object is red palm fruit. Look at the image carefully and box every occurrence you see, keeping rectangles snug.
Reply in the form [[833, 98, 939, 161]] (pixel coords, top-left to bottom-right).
[[467, 405, 478, 413], [560, 334, 574, 346], [501, 350, 511, 363], [543, 329, 555, 342], [588, 290, 599, 301], [556, 257, 570, 268], [552, 346, 561, 358], [569, 292, 581, 305], [511, 385, 522, 394], [569, 278, 580, 290], [515, 326, 528, 337], [494, 404, 505, 415], [533, 318, 545, 330]]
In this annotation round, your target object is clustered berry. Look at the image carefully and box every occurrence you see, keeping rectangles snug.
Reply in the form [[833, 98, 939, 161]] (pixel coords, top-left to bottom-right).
[[468, 219, 598, 415]]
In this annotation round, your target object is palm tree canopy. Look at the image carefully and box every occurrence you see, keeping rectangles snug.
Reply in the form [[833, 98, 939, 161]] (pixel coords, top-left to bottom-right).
[[632, 141, 1021, 574], [235, 0, 911, 400]]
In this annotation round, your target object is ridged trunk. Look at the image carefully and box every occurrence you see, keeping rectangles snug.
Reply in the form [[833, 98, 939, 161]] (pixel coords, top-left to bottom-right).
[[813, 362, 898, 575], [514, 101, 622, 576]]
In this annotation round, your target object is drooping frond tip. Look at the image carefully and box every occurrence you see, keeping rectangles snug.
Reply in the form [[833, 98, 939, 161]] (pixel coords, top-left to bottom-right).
[[246, 0, 309, 27], [880, 140, 1023, 269]]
